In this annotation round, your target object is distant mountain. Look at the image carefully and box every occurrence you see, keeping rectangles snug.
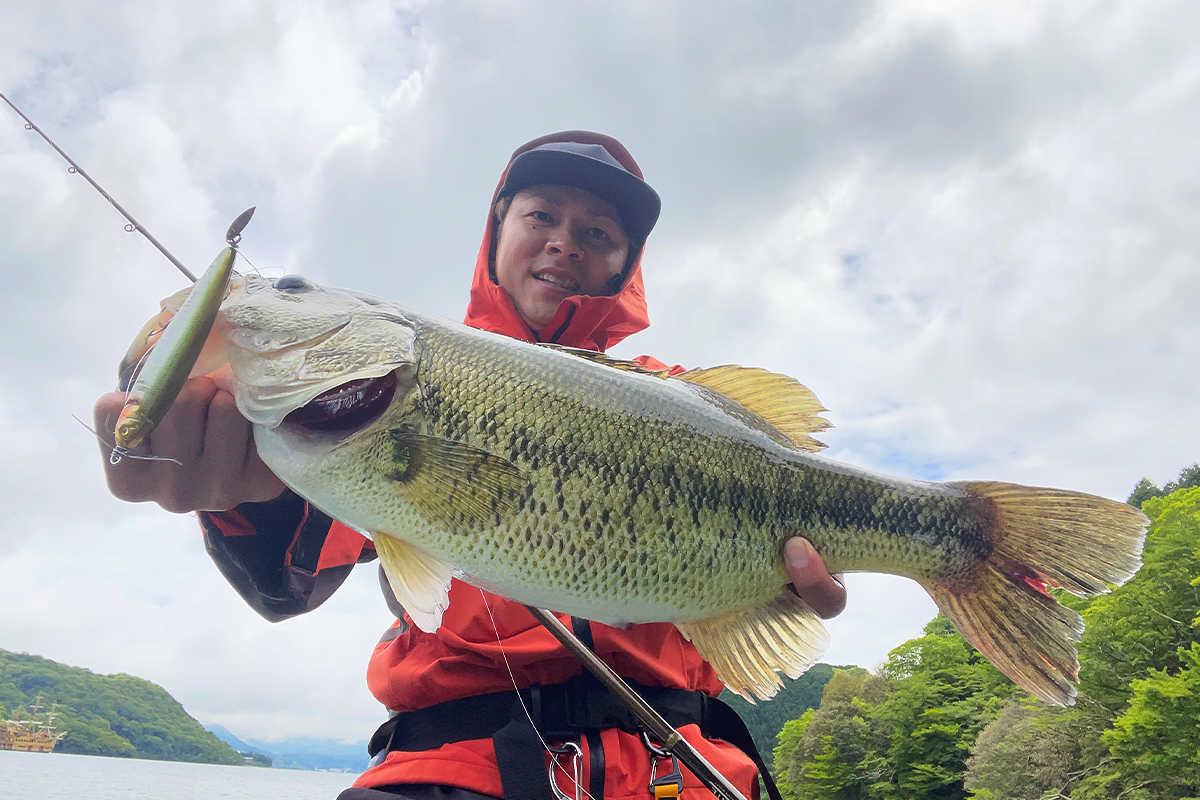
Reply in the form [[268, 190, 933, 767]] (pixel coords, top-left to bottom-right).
[[204, 723, 261, 755], [205, 725, 370, 772], [0, 648, 242, 765]]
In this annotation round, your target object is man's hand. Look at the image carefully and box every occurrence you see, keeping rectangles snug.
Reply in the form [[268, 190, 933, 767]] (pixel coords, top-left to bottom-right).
[[784, 537, 846, 619], [94, 376, 287, 513]]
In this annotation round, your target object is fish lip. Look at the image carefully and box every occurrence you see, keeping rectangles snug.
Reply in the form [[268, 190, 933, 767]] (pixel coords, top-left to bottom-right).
[[282, 372, 398, 433]]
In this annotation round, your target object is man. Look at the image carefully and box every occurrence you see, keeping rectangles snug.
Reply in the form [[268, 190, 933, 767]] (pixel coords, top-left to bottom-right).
[[95, 131, 845, 800]]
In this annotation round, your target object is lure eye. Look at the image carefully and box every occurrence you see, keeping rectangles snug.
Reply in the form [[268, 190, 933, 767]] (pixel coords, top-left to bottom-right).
[[274, 274, 311, 292]]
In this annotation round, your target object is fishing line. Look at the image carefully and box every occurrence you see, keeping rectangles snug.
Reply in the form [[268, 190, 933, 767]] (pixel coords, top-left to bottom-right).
[[477, 588, 598, 800], [71, 415, 183, 466], [121, 346, 158, 399], [0, 91, 198, 282], [234, 249, 264, 277]]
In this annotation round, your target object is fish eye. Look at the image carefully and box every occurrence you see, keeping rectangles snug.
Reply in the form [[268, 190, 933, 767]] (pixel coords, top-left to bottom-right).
[[274, 274, 311, 292]]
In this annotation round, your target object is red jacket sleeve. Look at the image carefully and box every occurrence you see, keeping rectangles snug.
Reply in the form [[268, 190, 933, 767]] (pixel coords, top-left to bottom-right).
[[199, 490, 376, 622]]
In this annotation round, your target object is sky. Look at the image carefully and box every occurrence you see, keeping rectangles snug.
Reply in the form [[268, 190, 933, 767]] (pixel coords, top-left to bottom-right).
[[0, 0, 1197, 745]]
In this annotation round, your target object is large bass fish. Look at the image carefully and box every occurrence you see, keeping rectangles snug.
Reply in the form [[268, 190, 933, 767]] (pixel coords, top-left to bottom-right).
[[150, 274, 1145, 705]]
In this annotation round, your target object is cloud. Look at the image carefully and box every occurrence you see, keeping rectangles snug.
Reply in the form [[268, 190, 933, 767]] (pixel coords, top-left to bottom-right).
[[1, 0, 1197, 742]]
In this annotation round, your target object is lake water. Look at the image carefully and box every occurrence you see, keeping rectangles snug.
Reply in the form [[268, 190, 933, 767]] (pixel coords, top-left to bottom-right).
[[0, 750, 356, 799]]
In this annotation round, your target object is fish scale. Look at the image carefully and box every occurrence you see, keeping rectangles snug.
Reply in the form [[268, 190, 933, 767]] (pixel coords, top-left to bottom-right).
[[197, 276, 1146, 703]]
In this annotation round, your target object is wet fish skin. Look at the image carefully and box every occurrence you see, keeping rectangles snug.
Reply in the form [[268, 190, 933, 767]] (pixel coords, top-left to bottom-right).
[[201, 276, 1147, 704]]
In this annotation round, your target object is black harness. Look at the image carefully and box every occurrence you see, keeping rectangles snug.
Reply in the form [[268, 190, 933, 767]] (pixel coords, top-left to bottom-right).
[[368, 673, 783, 800]]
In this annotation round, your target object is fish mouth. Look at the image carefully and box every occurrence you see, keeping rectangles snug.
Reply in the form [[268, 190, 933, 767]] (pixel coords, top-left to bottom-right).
[[283, 372, 398, 433]]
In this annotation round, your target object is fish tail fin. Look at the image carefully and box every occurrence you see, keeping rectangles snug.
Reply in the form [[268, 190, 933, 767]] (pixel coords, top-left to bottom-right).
[[677, 592, 829, 702], [928, 481, 1148, 705]]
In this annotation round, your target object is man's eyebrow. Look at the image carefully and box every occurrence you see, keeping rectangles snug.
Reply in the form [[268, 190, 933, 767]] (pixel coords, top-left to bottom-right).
[[524, 188, 621, 224], [584, 206, 621, 223]]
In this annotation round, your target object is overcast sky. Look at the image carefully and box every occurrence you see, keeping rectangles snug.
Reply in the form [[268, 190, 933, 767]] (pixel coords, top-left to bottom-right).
[[1, 1, 1197, 746]]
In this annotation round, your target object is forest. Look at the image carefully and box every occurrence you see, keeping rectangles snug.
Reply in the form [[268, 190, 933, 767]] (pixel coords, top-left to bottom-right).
[[0, 649, 242, 764], [769, 465, 1200, 800]]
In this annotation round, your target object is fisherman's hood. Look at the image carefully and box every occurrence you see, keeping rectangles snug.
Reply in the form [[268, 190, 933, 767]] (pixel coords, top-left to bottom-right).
[[463, 131, 651, 352]]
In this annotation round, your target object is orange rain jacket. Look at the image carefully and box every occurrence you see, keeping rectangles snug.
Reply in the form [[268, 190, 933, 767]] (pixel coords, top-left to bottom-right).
[[200, 132, 760, 800]]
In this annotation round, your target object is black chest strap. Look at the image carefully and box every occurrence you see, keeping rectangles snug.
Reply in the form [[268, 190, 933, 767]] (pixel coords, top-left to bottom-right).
[[368, 676, 781, 800]]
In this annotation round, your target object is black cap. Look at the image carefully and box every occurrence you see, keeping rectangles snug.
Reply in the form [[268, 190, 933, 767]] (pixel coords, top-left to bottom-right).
[[497, 141, 662, 245]]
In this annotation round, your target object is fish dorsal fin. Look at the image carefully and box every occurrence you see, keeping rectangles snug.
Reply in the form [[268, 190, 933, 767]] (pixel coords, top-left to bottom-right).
[[676, 591, 830, 701], [541, 346, 830, 451], [372, 533, 454, 633], [385, 428, 526, 529], [539, 344, 672, 376], [677, 366, 831, 452]]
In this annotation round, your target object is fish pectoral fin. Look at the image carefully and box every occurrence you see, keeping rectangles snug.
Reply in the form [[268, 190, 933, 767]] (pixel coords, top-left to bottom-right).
[[372, 532, 453, 633], [675, 366, 831, 452], [676, 592, 829, 702], [387, 429, 526, 529]]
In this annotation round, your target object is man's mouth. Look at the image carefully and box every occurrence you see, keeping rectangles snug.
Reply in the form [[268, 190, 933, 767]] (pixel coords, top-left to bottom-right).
[[533, 271, 579, 292]]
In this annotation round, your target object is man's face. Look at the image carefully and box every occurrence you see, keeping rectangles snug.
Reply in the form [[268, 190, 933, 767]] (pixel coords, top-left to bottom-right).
[[494, 185, 631, 331]]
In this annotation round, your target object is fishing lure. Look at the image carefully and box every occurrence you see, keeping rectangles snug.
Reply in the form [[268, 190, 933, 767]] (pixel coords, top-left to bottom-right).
[[110, 212, 254, 463]]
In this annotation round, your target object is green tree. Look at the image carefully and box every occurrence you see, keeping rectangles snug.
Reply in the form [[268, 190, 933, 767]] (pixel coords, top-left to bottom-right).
[[963, 699, 1087, 799], [1126, 463, 1200, 508], [870, 617, 1015, 800], [1076, 487, 1200, 714], [772, 710, 814, 800], [785, 670, 890, 800], [780, 618, 1012, 800], [721, 662, 843, 767], [1100, 642, 1200, 798]]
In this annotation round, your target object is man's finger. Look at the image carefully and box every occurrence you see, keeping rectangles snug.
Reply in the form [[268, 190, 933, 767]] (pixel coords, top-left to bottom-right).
[[146, 378, 219, 462], [784, 537, 847, 619]]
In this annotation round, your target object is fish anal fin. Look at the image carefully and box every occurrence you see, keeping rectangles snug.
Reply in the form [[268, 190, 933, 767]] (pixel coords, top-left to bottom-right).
[[926, 481, 1149, 706], [387, 429, 526, 530], [372, 532, 453, 633], [677, 592, 829, 702], [677, 366, 831, 452]]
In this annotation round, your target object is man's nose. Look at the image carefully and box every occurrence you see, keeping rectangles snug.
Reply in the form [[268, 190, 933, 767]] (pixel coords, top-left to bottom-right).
[[545, 225, 584, 260]]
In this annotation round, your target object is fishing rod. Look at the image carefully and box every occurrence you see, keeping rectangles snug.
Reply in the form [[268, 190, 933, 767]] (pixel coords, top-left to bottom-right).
[[0, 90, 197, 282], [526, 606, 751, 800]]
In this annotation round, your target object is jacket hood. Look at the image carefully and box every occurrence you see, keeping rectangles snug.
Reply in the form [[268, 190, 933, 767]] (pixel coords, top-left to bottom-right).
[[463, 131, 651, 352]]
